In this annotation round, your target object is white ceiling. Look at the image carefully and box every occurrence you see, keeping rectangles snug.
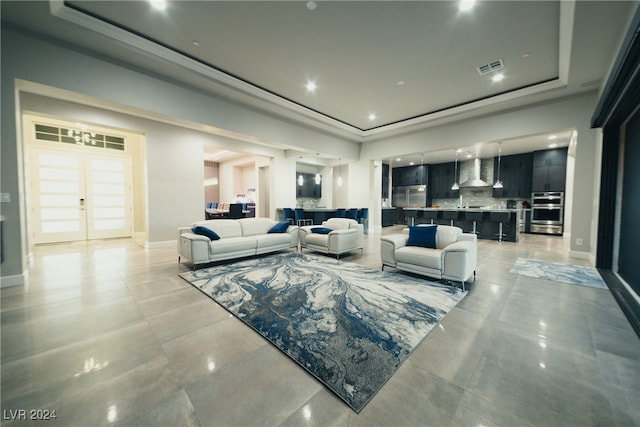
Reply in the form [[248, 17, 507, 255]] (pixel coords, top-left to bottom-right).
[[1, 0, 636, 165]]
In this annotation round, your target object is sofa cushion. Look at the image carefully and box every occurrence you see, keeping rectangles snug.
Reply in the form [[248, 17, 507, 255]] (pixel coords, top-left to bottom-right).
[[268, 221, 290, 233], [255, 233, 291, 249], [210, 236, 256, 254], [305, 233, 329, 246], [396, 246, 443, 270], [193, 219, 242, 239], [435, 225, 462, 249], [406, 225, 437, 248], [324, 218, 357, 230], [238, 218, 278, 236], [311, 227, 333, 234], [191, 225, 220, 240]]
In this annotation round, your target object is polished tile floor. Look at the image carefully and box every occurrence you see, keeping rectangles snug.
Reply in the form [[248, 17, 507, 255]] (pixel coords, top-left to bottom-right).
[[2, 227, 639, 426]]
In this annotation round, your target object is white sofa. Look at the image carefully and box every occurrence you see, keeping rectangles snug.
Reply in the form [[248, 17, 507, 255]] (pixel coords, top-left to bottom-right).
[[380, 225, 477, 290], [178, 218, 299, 268], [299, 218, 364, 259]]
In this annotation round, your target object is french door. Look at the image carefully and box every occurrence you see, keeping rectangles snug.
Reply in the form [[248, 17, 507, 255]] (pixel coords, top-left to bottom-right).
[[29, 147, 133, 244]]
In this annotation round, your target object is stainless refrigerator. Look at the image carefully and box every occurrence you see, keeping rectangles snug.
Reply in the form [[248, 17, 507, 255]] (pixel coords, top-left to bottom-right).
[[392, 185, 426, 208]]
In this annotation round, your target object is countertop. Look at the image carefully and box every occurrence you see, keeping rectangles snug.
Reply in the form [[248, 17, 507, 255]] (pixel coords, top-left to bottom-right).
[[402, 207, 523, 212]]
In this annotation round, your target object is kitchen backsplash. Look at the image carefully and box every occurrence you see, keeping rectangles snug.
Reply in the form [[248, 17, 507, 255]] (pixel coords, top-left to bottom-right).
[[432, 187, 530, 209], [296, 198, 320, 208]]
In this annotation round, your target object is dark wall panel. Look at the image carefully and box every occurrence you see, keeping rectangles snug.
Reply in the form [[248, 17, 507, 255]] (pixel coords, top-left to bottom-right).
[[619, 108, 640, 293]]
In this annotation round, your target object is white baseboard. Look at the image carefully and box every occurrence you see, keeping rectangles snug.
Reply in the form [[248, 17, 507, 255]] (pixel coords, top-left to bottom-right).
[[145, 240, 176, 249], [568, 250, 595, 266], [1, 273, 26, 288]]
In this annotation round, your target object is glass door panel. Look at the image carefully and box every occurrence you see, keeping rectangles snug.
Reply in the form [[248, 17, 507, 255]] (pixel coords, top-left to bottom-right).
[[86, 156, 132, 239], [31, 150, 86, 243]]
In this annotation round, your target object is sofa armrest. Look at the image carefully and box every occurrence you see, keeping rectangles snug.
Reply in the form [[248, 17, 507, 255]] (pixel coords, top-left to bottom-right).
[[380, 234, 408, 267], [178, 232, 211, 264], [327, 229, 362, 253], [298, 226, 314, 246], [441, 239, 477, 283], [457, 233, 477, 243], [286, 225, 300, 247], [327, 228, 356, 236]]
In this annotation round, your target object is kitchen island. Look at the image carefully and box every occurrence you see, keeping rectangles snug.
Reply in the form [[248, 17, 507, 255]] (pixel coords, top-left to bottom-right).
[[403, 207, 522, 242], [277, 207, 367, 225]]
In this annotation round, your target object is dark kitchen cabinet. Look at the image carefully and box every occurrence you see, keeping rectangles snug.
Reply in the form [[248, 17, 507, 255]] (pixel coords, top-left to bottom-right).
[[492, 153, 533, 198], [532, 148, 567, 192], [429, 162, 459, 199], [382, 163, 390, 198], [392, 165, 428, 186], [296, 173, 322, 197]]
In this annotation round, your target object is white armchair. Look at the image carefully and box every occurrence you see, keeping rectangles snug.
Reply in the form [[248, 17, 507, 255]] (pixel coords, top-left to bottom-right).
[[299, 218, 364, 259], [380, 225, 477, 290]]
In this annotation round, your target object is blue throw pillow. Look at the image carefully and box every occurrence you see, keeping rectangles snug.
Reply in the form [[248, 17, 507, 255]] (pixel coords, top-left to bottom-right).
[[191, 225, 220, 240], [311, 227, 333, 234], [268, 221, 290, 233], [406, 225, 437, 248]]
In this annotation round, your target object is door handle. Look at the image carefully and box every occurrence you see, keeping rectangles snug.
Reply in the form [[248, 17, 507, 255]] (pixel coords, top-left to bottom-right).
[[80, 198, 85, 210]]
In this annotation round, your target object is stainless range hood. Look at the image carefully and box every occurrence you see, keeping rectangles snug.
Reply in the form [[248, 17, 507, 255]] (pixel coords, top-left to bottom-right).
[[459, 158, 492, 188]]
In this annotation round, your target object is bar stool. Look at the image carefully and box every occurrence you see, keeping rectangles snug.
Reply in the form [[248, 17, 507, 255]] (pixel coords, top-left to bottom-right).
[[423, 210, 438, 224], [465, 211, 484, 235], [490, 211, 511, 242], [346, 208, 358, 220], [405, 209, 418, 226], [442, 210, 459, 227], [283, 208, 295, 224], [357, 208, 369, 234], [294, 208, 312, 226]]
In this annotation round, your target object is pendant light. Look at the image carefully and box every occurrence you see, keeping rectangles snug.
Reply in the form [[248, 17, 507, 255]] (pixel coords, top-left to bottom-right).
[[493, 142, 504, 189], [451, 149, 460, 191], [419, 154, 426, 191], [315, 153, 322, 185]]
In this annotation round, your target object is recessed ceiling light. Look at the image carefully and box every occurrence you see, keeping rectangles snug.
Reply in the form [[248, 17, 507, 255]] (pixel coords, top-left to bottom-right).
[[492, 73, 504, 82], [368, 113, 377, 121], [306, 1, 317, 11], [306, 81, 317, 92], [466, 153, 473, 158], [409, 162, 415, 165], [522, 52, 531, 58], [148, 0, 167, 11], [549, 143, 558, 148], [397, 81, 405, 86], [547, 135, 558, 140], [459, 0, 476, 12], [396, 158, 402, 162], [192, 40, 200, 46]]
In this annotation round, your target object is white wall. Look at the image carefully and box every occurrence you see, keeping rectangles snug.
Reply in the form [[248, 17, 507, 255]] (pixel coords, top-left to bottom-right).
[[1, 27, 359, 282]]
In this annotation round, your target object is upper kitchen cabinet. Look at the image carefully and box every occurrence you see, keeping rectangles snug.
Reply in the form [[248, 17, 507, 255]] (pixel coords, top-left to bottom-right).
[[492, 153, 533, 198], [392, 165, 428, 187], [296, 172, 322, 197], [382, 163, 390, 198], [429, 162, 459, 199], [532, 148, 568, 192]]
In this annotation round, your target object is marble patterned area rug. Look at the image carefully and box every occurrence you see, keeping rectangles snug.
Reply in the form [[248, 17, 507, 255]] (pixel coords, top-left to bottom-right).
[[510, 258, 608, 289], [179, 252, 466, 413]]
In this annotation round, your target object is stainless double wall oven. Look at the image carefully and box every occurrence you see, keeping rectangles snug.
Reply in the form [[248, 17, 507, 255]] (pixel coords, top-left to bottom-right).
[[531, 192, 564, 235]]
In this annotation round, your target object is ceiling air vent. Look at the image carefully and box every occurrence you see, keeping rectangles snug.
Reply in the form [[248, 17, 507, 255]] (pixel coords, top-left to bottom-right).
[[477, 59, 504, 75]]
